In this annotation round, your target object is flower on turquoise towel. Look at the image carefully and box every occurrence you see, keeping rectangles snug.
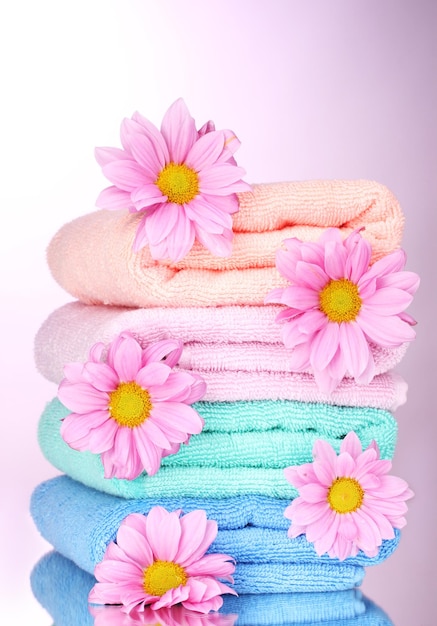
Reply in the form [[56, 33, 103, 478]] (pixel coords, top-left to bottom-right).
[[58, 332, 206, 480]]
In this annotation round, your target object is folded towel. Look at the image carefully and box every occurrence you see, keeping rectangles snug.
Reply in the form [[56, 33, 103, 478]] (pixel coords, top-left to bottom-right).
[[47, 180, 404, 308], [38, 399, 397, 498], [32, 551, 393, 625], [35, 302, 408, 385], [31, 476, 400, 593]]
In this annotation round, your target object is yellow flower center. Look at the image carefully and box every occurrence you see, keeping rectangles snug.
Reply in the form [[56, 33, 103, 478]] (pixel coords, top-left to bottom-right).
[[327, 477, 364, 514], [156, 163, 199, 204], [143, 560, 188, 596], [319, 279, 362, 323], [108, 382, 152, 428]]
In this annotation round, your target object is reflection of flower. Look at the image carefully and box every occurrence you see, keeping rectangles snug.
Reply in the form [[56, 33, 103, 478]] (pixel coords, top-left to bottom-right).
[[58, 333, 206, 479], [284, 432, 413, 561], [266, 228, 419, 392], [89, 507, 236, 614], [91, 603, 237, 626], [95, 98, 251, 261]]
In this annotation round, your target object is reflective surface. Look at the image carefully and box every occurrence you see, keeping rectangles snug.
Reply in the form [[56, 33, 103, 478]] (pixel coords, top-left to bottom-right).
[[31, 551, 393, 626]]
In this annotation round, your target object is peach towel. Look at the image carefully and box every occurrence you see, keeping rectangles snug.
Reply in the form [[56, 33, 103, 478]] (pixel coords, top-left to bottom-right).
[[47, 180, 404, 308]]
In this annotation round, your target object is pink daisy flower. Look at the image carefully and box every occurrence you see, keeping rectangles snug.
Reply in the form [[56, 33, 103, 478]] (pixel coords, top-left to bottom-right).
[[284, 432, 414, 561], [89, 507, 236, 614], [58, 333, 206, 480], [95, 98, 251, 261], [266, 228, 419, 392]]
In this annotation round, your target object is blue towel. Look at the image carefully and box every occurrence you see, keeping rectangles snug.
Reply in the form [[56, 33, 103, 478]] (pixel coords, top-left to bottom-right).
[[31, 476, 400, 594], [31, 551, 394, 625]]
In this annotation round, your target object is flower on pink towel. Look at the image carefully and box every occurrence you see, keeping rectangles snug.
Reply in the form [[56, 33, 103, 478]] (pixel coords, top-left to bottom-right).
[[95, 98, 251, 261], [89, 507, 236, 614], [58, 332, 206, 480], [284, 432, 413, 561], [266, 227, 419, 392]]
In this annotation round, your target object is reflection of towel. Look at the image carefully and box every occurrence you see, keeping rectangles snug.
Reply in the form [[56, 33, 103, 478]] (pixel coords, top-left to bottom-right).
[[38, 398, 397, 499], [47, 180, 404, 308], [32, 551, 393, 625], [35, 302, 408, 385], [31, 476, 400, 594]]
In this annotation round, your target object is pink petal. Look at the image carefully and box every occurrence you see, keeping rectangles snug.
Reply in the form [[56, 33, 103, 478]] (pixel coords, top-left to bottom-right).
[[199, 164, 248, 194], [111, 334, 143, 381], [142, 339, 183, 368], [295, 261, 328, 291], [358, 309, 416, 345], [144, 203, 180, 245], [136, 362, 171, 388], [324, 241, 347, 279], [340, 432, 363, 458], [151, 205, 195, 262], [131, 184, 167, 210], [359, 249, 406, 290], [338, 514, 359, 541], [102, 160, 148, 192], [186, 196, 233, 232], [95, 146, 131, 167], [96, 186, 131, 210], [280, 285, 320, 310], [58, 382, 109, 413], [299, 483, 328, 503], [178, 515, 218, 567], [335, 452, 356, 477], [313, 511, 340, 556], [125, 133, 162, 178], [132, 111, 170, 166], [339, 322, 371, 378], [185, 553, 235, 579], [116, 519, 154, 566], [345, 236, 372, 283], [310, 323, 340, 371], [195, 227, 233, 258], [152, 402, 204, 435], [185, 130, 225, 170], [133, 426, 163, 475], [291, 500, 329, 526], [136, 419, 171, 450], [161, 98, 198, 163], [82, 362, 119, 391], [363, 288, 413, 315], [377, 271, 420, 295], [87, 417, 119, 453]]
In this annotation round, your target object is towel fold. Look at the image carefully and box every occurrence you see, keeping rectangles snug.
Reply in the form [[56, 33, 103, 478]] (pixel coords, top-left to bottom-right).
[[34, 301, 408, 386], [38, 399, 397, 498], [47, 180, 404, 308], [31, 476, 400, 594], [32, 551, 393, 625]]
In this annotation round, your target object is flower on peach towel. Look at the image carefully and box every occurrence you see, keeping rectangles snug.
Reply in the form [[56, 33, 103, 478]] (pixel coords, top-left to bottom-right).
[[89, 507, 236, 614], [266, 228, 419, 392], [284, 432, 413, 561], [58, 333, 206, 480], [95, 98, 251, 261]]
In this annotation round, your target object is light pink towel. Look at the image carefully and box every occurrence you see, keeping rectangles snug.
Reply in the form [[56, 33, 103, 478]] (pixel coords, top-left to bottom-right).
[[47, 180, 404, 308], [34, 301, 407, 411]]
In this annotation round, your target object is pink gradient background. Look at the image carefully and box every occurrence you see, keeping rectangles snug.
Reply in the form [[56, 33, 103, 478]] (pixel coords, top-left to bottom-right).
[[1, 1, 436, 623]]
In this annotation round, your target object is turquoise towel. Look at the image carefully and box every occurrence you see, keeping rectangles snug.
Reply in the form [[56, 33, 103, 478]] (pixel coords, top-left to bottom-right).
[[31, 476, 400, 594], [38, 398, 397, 500], [31, 551, 394, 625]]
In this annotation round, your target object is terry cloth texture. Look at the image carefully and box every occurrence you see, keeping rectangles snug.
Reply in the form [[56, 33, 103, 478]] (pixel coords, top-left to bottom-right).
[[46, 180, 404, 308], [31, 552, 392, 625], [31, 476, 400, 594], [38, 398, 397, 498], [35, 302, 408, 386]]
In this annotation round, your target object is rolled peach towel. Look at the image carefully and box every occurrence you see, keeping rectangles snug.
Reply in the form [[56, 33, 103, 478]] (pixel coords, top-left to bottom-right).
[[35, 301, 408, 388], [47, 180, 404, 308]]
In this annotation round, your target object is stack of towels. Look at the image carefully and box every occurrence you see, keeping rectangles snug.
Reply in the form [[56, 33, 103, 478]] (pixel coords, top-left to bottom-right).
[[30, 178, 415, 623]]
